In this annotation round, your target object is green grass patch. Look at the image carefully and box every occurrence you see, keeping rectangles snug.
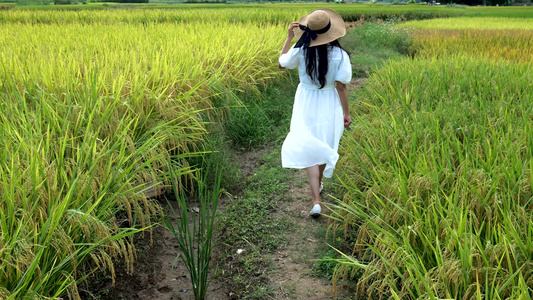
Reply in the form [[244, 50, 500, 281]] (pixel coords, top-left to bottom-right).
[[465, 6, 533, 18], [223, 75, 297, 150], [341, 21, 413, 77]]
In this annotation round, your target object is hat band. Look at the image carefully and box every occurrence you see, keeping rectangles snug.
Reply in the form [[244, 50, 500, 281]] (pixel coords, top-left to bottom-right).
[[295, 20, 331, 48], [310, 21, 331, 35]]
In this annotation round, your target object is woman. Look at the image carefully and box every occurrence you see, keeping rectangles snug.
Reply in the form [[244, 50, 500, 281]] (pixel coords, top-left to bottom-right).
[[278, 8, 352, 217]]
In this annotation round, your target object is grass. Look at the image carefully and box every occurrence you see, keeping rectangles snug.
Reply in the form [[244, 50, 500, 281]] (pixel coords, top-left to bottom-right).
[[215, 149, 294, 299], [223, 75, 297, 150], [465, 6, 533, 18], [311, 226, 360, 282]]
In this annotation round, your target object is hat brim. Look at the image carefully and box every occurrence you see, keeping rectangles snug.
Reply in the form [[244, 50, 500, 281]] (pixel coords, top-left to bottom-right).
[[294, 8, 346, 47]]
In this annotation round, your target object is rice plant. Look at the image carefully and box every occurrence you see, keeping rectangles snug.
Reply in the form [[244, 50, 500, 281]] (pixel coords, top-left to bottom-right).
[[403, 16, 533, 30], [409, 29, 533, 63], [164, 160, 222, 300], [330, 56, 533, 298], [0, 81, 176, 299], [0, 9, 286, 299], [0, 4, 463, 25], [401, 17, 533, 64]]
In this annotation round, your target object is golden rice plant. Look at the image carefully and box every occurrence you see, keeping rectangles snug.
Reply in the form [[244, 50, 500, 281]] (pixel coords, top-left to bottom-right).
[[410, 29, 533, 64], [403, 17, 533, 30], [400, 17, 533, 63], [0, 4, 463, 25], [330, 56, 533, 299], [0, 19, 283, 104], [0, 10, 286, 299], [0, 8, 303, 25]]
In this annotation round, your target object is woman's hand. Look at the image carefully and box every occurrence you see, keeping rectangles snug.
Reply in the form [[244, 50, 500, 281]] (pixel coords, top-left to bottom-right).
[[344, 114, 352, 128], [287, 22, 299, 40], [279, 22, 299, 69]]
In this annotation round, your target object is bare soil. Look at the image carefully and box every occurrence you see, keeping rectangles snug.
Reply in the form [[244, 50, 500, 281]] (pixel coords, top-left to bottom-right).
[[84, 198, 230, 300]]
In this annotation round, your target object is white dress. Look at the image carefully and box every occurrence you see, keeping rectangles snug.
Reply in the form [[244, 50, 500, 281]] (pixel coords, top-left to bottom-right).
[[279, 44, 352, 178]]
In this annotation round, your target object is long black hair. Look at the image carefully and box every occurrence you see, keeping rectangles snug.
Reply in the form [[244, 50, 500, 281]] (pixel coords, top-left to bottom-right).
[[300, 40, 349, 89]]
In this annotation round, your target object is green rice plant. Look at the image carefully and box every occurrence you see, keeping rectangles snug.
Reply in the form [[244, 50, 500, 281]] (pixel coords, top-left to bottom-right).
[[164, 160, 222, 300], [329, 56, 533, 299], [466, 6, 533, 18]]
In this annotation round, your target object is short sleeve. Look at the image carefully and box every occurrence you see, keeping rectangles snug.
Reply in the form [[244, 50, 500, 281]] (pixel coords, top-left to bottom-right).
[[334, 50, 352, 84], [278, 45, 300, 69]]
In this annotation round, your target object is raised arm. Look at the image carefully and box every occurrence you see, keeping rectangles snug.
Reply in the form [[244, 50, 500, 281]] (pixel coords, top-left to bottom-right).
[[278, 22, 299, 70]]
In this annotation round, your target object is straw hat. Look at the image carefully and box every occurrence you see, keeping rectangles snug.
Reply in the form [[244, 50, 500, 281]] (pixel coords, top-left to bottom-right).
[[294, 8, 346, 48]]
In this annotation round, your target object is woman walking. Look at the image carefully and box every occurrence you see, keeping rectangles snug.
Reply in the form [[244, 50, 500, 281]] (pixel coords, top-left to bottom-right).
[[278, 8, 352, 217]]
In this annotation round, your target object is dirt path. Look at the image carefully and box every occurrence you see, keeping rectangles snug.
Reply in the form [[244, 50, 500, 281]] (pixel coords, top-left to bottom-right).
[[87, 77, 365, 300], [235, 148, 340, 299], [89, 151, 338, 300], [269, 169, 335, 299]]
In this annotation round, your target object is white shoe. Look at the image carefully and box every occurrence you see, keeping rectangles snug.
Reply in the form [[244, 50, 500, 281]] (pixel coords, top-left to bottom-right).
[[319, 182, 324, 194], [310, 204, 321, 217]]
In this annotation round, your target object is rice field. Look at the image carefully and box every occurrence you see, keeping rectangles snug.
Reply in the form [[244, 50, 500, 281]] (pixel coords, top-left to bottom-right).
[[0, 9, 284, 299], [402, 17, 533, 62], [405, 16, 533, 30], [2, 3, 533, 299], [333, 8, 533, 300]]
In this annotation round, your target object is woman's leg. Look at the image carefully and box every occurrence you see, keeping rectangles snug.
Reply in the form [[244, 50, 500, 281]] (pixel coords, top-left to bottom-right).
[[318, 164, 326, 189], [306, 165, 322, 205]]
